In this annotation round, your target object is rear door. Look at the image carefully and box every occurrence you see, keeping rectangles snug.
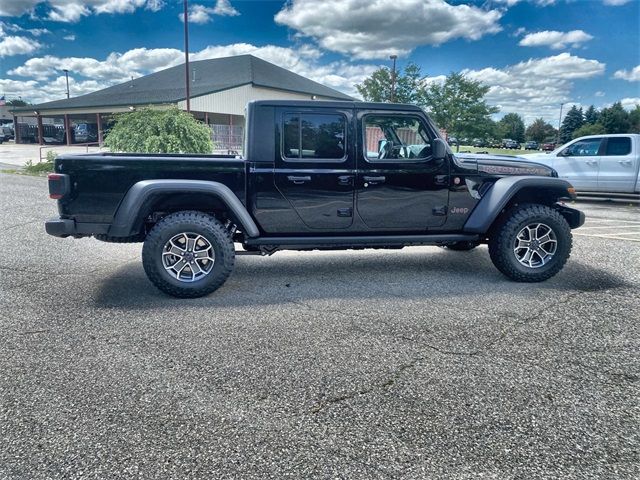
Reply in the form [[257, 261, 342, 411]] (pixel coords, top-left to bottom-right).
[[273, 107, 355, 230], [597, 136, 638, 193], [553, 137, 602, 191], [355, 111, 449, 230]]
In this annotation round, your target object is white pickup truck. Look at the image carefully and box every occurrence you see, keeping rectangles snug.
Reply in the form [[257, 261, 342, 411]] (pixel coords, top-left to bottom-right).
[[520, 134, 640, 194]]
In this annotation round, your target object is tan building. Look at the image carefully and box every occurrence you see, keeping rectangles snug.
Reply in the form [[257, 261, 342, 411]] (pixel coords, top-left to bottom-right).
[[10, 54, 353, 150]]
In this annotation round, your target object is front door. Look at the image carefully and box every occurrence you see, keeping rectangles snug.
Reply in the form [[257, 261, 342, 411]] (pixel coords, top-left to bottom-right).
[[356, 112, 449, 230], [274, 107, 355, 230], [553, 137, 602, 191]]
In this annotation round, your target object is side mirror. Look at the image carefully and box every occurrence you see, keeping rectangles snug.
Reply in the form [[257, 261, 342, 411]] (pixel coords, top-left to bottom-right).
[[433, 138, 447, 159], [559, 148, 570, 157]]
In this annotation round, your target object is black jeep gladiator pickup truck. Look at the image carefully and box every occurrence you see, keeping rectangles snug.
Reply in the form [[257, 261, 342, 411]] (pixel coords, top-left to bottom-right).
[[46, 100, 585, 298]]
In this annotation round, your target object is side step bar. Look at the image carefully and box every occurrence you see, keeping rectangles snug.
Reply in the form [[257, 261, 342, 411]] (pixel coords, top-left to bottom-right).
[[244, 234, 479, 249]]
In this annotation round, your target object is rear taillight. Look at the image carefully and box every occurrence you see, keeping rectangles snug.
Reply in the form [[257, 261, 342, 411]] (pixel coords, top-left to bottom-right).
[[48, 173, 70, 200]]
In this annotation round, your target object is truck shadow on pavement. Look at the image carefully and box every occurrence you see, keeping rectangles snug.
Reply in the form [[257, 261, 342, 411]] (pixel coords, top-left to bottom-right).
[[92, 248, 630, 310]]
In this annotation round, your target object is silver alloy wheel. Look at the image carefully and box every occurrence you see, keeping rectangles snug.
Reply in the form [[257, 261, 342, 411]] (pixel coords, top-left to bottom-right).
[[162, 232, 215, 282], [513, 223, 557, 269]]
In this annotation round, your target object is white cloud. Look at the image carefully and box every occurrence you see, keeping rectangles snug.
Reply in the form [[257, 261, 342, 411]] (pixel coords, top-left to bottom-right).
[[619, 97, 640, 109], [63, 34, 76, 41], [180, 1, 239, 24], [0, 1, 167, 22], [462, 53, 605, 123], [595, 91, 605, 97], [0, 35, 42, 57], [490, 0, 556, 6], [274, 0, 503, 59], [613, 65, 640, 82], [213, 0, 238, 16], [0, 21, 50, 37], [603, 0, 632, 5], [519, 30, 593, 49], [0, 0, 41, 17]]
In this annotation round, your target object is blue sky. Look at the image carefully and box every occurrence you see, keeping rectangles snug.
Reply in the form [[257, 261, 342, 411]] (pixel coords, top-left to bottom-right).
[[0, 0, 638, 124]]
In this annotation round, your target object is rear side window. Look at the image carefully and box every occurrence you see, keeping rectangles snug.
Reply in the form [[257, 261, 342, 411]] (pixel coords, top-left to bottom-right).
[[605, 137, 631, 156], [283, 113, 346, 161]]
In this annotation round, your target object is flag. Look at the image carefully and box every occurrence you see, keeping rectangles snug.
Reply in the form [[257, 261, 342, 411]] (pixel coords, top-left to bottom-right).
[[0, 96, 5, 107]]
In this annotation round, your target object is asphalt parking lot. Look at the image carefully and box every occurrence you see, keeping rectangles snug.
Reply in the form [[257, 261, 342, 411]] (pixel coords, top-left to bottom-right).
[[1, 173, 638, 479]]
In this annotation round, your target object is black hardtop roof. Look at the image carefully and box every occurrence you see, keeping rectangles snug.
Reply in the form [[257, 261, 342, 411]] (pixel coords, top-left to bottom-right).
[[249, 99, 425, 112]]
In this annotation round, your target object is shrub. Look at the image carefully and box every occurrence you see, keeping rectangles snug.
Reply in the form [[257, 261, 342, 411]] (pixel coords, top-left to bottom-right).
[[24, 151, 56, 175], [104, 107, 213, 154]]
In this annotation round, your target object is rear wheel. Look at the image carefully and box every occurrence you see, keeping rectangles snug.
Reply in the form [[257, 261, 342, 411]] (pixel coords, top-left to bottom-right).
[[142, 211, 235, 298], [489, 204, 572, 282]]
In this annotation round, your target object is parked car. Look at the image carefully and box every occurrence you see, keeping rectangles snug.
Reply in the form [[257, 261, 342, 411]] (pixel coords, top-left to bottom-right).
[[503, 139, 521, 149], [74, 123, 98, 143], [473, 138, 486, 147], [45, 100, 584, 297], [520, 134, 640, 193], [448, 136, 458, 146], [0, 131, 4, 144], [524, 141, 539, 150], [542, 141, 556, 151], [1, 125, 14, 140]]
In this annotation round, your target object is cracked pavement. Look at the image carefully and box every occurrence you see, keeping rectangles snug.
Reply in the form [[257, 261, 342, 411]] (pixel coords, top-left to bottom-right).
[[1, 173, 638, 479]]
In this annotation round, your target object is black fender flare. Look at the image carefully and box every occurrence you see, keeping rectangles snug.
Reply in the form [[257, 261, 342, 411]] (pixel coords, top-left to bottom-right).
[[108, 179, 260, 238], [463, 176, 576, 234]]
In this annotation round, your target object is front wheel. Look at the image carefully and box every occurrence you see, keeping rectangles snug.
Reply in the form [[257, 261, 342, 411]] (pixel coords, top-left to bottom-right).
[[489, 204, 572, 282], [142, 211, 235, 298]]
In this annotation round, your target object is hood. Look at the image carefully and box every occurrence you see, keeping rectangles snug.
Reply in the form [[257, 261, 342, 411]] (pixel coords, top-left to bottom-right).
[[454, 153, 557, 177]]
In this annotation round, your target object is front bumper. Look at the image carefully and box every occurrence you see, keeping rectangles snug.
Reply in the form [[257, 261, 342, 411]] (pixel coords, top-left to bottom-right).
[[557, 205, 586, 229], [45, 218, 76, 237]]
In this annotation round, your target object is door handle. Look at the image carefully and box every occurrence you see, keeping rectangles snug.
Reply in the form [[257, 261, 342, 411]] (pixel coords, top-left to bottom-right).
[[618, 159, 633, 165], [338, 175, 353, 186], [363, 175, 386, 185], [287, 175, 311, 184], [585, 159, 598, 165]]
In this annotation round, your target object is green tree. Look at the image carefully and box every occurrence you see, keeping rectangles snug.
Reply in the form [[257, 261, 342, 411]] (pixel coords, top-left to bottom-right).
[[559, 105, 584, 143], [599, 102, 631, 134], [6, 99, 30, 106], [104, 107, 213, 154], [525, 118, 556, 143], [419, 72, 499, 144], [355, 62, 425, 104], [572, 123, 606, 138], [629, 105, 640, 132], [584, 105, 599, 125], [525, 118, 557, 143], [497, 113, 525, 142]]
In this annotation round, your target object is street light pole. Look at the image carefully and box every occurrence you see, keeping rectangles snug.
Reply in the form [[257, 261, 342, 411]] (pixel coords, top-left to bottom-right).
[[389, 55, 398, 103], [556, 102, 565, 145], [63, 69, 70, 99], [183, 0, 191, 113]]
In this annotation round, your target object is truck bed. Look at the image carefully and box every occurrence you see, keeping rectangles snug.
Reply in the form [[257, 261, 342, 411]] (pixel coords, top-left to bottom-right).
[[54, 153, 247, 224]]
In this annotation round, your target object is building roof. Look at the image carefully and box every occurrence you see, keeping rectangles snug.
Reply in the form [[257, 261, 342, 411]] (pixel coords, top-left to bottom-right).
[[15, 55, 354, 113]]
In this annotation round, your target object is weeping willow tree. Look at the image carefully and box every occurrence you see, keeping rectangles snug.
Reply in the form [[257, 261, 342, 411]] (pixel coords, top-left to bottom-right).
[[105, 107, 213, 154]]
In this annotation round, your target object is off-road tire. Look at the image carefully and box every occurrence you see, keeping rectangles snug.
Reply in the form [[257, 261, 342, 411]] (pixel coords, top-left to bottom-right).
[[444, 241, 479, 251], [142, 211, 235, 298], [488, 203, 572, 282]]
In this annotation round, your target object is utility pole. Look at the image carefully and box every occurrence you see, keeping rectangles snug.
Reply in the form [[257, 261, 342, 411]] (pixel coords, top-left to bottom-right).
[[556, 102, 565, 145], [183, 0, 191, 113], [389, 55, 398, 103], [63, 69, 70, 98]]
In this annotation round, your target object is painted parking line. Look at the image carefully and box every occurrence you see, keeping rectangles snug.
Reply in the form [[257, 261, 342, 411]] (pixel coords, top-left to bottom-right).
[[574, 234, 640, 243]]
